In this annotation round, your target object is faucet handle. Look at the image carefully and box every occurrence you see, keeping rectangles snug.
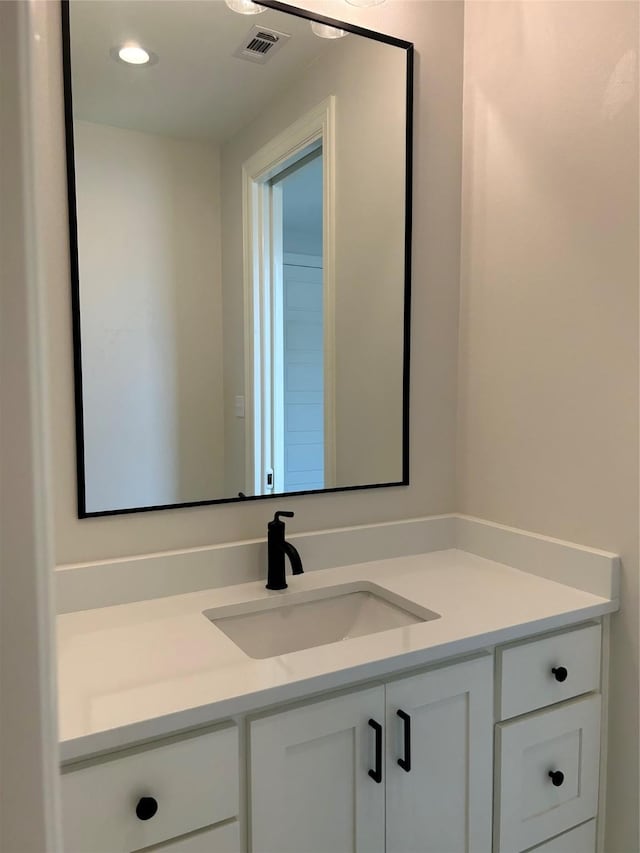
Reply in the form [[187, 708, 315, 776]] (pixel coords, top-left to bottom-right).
[[272, 511, 294, 523]]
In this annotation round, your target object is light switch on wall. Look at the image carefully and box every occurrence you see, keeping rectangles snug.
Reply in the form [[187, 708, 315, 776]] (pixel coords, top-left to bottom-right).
[[235, 396, 245, 418]]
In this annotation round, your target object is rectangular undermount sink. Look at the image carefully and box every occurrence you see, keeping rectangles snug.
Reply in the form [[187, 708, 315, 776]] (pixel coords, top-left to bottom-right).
[[203, 582, 440, 659]]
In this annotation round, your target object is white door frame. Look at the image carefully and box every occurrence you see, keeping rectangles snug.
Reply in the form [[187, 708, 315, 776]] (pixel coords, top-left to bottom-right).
[[242, 97, 336, 495], [271, 181, 284, 495]]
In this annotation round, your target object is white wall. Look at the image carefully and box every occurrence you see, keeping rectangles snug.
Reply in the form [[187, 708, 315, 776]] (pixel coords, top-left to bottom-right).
[[458, 3, 639, 850], [220, 30, 407, 493], [42, 0, 464, 562], [73, 121, 224, 511]]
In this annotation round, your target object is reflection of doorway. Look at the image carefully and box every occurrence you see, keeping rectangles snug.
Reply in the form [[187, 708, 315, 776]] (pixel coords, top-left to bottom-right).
[[280, 254, 324, 492], [243, 99, 335, 496], [275, 153, 324, 492]]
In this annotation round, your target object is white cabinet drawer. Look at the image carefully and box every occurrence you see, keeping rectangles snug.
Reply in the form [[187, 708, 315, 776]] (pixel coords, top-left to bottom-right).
[[62, 724, 239, 853], [524, 820, 596, 853], [497, 623, 601, 719], [494, 695, 600, 853], [134, 820, 241, 852]]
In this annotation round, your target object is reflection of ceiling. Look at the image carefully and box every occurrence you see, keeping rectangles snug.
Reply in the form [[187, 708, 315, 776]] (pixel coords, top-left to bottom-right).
[[69, 1, 336, 144]]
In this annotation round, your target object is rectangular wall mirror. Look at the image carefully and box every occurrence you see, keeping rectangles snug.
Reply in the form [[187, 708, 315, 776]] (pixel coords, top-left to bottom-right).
[[62, 0, 413, 517]]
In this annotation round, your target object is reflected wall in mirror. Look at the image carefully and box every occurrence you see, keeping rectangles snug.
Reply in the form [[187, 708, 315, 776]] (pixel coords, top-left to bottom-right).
[[62, 0, 412, 516]]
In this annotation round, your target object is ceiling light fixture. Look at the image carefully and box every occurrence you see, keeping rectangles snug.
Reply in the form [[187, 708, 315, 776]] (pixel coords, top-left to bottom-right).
[[110, 43, 158, 66], [225, 0, 266, 14], [345, 0, 386, 6], [310, 21, 348, 39]]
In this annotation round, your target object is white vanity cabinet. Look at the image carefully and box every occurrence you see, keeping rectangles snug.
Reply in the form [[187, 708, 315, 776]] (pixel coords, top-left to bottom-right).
[[60, 621, 606, 853], [249, 655, 493, 853], [60, 724, 240, 853], [493, 624, 603, 853]]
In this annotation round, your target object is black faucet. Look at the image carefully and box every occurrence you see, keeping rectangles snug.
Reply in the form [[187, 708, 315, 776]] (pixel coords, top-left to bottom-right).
[[266, 511, 303, 590]]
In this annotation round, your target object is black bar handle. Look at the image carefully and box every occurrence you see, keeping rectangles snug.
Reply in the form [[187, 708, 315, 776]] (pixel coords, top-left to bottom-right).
[[397, 710, 411, 772], [368, 718, 382, 783]]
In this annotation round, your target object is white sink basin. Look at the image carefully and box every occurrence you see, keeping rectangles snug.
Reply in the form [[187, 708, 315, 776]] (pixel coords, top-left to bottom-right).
[[204, 582, 440, 659]]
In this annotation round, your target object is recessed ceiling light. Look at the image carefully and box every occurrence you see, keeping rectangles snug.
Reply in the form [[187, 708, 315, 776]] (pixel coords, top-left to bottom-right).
[[110, 43, 158, 66], [119, 44, 149, 64], [225, 0, 266, 14], [345, 0, 386, 6], [310, 21, 348, 39]]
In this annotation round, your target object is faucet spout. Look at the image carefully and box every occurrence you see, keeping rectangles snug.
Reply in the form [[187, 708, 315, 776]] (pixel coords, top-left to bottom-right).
[[283, 540, 303, 575]]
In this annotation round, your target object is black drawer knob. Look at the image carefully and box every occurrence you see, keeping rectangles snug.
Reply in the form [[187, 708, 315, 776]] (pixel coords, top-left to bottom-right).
[[548, 770, 565, 787], [135, 796, 158, 821], [551, 666, 568, 682]]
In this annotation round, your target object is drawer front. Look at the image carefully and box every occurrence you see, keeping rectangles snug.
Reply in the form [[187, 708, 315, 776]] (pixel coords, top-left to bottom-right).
[[62, 725, 239, 853], [524, 820, 596, 853], [498, 623, 601, 719], [495, 695, 600, 853], [133, 820, 241, 852]]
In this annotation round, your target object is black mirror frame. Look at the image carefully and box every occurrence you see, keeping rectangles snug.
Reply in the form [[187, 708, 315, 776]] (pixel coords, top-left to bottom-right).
[[60, 0, 413, 518]]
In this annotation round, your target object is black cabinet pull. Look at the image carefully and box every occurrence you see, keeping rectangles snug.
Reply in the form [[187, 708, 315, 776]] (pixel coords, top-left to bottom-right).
[[397, 710, 411, 772], [135, 796, 158, 821], [551, 666, 568, 682], [548, 770, 565, 787], [368, 718, 382, 783]]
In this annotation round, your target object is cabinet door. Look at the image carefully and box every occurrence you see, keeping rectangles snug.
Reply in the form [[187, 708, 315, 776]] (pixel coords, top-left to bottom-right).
[[385, 655, 494, 853], [250, 686, 385, 853], [494, 695, 600, 853]]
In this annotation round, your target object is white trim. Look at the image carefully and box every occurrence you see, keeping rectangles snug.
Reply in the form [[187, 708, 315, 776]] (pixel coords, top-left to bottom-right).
[[259, 184, 273, 495], [242, 97, 336, 494], [55, 516, 456, 613], [0, 1, 61, 848], [271, 183, 285, 494], [242, 178, 259, 494], [54, 514, 619, 613], [321, 99, 337, 487], [596, 614, 610, 853], [455, 515, 620, 601]]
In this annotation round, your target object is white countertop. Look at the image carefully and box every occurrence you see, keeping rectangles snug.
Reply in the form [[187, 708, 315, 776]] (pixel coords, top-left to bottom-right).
[[57, 548, 616, 763]]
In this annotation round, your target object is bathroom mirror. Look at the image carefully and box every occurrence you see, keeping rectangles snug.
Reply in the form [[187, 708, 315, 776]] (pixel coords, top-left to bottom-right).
[[62, 0, 412, 517]]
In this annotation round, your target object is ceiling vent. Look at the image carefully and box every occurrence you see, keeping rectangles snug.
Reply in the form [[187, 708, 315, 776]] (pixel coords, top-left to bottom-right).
[[234, 26, 290, 64]]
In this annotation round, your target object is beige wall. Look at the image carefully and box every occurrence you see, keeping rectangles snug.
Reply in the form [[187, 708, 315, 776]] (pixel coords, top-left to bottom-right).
[[73, 121, 224, 511], [458, 3, 639, 850], [34, 1, 639, 846], [220, 33, 406, 494], [43, 0, 464, 563]]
